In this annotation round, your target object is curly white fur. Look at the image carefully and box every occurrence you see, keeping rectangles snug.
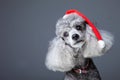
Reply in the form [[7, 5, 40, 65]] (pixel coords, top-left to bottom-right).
[[83, 26, 114, 57], [45, 14, 114, 72], [45, 37, 76, 72]]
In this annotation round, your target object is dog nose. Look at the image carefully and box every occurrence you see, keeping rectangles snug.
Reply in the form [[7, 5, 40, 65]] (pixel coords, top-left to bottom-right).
[[72, 34, 79, 41]]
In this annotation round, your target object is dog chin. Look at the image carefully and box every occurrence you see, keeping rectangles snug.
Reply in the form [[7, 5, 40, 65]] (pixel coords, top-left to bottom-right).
[[71, 42, 85, 48]]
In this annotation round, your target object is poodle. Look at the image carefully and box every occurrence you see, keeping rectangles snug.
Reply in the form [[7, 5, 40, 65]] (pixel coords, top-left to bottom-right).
[[45, 9, 114, 80]]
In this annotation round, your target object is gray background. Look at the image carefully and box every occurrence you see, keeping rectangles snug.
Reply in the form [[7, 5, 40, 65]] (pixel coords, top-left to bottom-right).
[[0, 0, 119, 80]]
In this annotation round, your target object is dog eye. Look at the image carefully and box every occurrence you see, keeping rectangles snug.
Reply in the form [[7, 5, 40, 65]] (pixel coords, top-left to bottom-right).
[[75, 25, 83, 31], [63, 31, 69, 37]]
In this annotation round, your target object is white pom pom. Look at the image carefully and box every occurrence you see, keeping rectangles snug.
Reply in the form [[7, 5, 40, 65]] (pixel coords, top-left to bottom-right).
[[98, 40, 105, 49]]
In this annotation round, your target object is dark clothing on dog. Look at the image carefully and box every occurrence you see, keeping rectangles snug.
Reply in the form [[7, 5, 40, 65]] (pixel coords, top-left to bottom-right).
[[65, 58, 101, 80]]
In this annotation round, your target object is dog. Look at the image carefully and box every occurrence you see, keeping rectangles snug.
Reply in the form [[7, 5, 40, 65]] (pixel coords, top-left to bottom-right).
[[45, 9, 114, 80]]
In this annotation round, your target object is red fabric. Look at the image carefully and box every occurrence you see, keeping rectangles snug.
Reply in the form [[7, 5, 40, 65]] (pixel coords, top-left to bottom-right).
[[65, 9, 102, 40]]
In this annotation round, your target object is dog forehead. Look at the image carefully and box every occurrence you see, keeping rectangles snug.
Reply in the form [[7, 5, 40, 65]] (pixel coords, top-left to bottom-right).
[[56, 14, 85, 28], [56, 14, 85, 36]]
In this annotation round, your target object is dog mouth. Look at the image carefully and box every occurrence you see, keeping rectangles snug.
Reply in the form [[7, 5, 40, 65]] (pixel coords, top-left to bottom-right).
[[74, 40, 84, 45]]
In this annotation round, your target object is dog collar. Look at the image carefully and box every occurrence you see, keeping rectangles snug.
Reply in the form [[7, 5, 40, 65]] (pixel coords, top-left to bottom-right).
[[73, 58, 89, 74], [74, 68, 88, 74]]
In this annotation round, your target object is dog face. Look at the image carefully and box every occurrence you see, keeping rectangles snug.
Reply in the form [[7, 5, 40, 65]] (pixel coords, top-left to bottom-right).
[[56, 14, 87, 48]]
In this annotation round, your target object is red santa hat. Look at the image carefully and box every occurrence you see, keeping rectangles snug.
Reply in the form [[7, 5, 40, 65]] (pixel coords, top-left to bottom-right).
[[63, 9, 105, 49]]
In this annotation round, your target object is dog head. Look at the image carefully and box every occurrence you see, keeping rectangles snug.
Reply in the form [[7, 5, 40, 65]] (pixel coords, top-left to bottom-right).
[[56, 14, 87, 48]]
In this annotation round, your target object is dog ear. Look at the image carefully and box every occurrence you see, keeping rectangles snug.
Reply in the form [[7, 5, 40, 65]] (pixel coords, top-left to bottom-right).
[[83, 25, 114, 57], [45, 37, 76, 72]]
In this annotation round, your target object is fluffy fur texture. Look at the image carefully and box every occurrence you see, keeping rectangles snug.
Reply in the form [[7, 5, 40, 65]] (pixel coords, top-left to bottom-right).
[[45, 14, 114, 72]]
